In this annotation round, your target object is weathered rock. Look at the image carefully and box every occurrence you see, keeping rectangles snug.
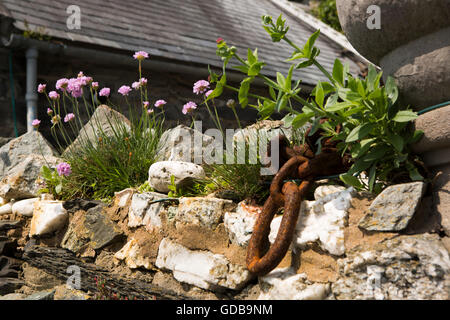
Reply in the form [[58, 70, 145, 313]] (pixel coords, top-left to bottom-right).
[[0, 137, 13, 148], [63, 105, 131, 155], [21, 263, 63, 291], [155, 125, 217, 164], [224, 201, 260, 247], [0, 278, 24, 295], [258, 268, 330, 300], [113, 188, 134, 208], [0, 220, 21, 232], [155, 238, 252, 291], [11, 198, 38, 217], [148, 161, 205, 193], [61, 204, 124, 256], [62, 199, 103, 214], [128, 192, 167, 230], [0, 203, 12, 215], [0, 256, 21, 278], [24, 289, 55, 300], [359, 182, 426, 232], [176, 197, 235, 230], [0, 130, 58, 178], [233, 120, 293, 146], [314, 185, 346, 200], [29, 200, 68, 237], [114, 238, 153, 270], [269, 187, 355, 256], [332, 234, 450, 300], [0, 154, 61, 200], [0, 238, 18, 256], [53, 284, 90, 300], [0, 293, 25, 300]]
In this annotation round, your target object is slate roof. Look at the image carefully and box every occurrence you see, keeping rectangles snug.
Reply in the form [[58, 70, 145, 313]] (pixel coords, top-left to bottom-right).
[[0, 0, 360, 86]]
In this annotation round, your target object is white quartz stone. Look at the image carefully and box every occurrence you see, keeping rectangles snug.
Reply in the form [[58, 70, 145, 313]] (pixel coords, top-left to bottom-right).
[[155, 238, 252, 291], [258, 268, 330, 300], [12, 198, 39, 217], [29, 200, 68, 236]]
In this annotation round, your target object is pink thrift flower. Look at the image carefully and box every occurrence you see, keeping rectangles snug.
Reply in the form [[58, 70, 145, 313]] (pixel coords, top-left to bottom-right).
[[118, 85, 132, 96], [64, 113, 75, 123], [143, 101, 150, 108], [99, 87, 110, 97], [193, 80, 210, 95], [205, 90, 213, 97], [147, 109, 154, 114], [91, 82, 99, 90], [154, 100, 167, 108], [133, 51, 149, 60], [31, 119, 41, 128], [47, 108, 53, 115], [132, 81, 141, 90], [77, 71, 84, 78], [37, 84, 46, 93], [80, 76, 93, 85], [67, 78, 83, 98], [56, 78, 69, 91], [49, 91, 60, 100], [182, 101, 197, 115], [56, 162, 72, 177], [140, 77, 148, 86]]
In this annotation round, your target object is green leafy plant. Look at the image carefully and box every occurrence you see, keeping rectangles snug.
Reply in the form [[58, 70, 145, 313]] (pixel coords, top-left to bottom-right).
[[36, 51, 165, 199], [206, 15, 425, 193], [38, 165, 65, 199]]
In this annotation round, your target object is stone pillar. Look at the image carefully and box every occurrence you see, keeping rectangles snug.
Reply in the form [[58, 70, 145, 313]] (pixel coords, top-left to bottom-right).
[[335, 0, 450, 234], [412, 105, 450, 235]]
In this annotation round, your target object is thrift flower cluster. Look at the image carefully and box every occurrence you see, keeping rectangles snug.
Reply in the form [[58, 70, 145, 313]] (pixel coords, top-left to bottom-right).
[[56, 162, 72, 177]]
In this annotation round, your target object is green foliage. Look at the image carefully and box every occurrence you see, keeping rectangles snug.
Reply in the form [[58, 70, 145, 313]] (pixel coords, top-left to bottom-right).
[[206, 14, 425, 193], [62, 116, 163, 200], [23, 20, 52, 41], [38, 165, 65, 199], [137, 181, 155, 193], [310, 0, 342, 32]]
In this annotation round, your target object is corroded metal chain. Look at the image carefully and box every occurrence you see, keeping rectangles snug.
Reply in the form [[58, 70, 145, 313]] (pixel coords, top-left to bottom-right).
[[246, 125, 351, 276]]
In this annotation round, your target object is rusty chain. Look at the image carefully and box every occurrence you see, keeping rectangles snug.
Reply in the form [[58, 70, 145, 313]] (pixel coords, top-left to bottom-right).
[[246, 124, 351, 276]]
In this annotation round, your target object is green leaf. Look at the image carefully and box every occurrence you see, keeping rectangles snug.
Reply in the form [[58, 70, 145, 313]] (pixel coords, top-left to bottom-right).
[[281, 114, 296, 127], [325, 101, 353, 112], [269, 86, 277, 100], [55, 183, 62, 195], [385, 76, 399, 104], [345, 123, 375, 143], [409, 130, 424, 144], [332, 59, 344, 86], [259, 101, 276, 119], [315, 81, 324, 108], [238, 77, 253, 108], [303, 29, 320, 58], [387, 132, 404, 152], [366, 64, 377, 91], [275, 95, 288, 113], [340, 173, 363, 189], [408, 167, 423, 181], [285, 65, 294, 91], [292, 112, 313, 129], [362, 145, 390, 162], [247, 48, 257, 65], [294, 60, 314, 69], [347, 159, 372, 175], [356, 138, 376, 158], [276, 72, 286, 89], [392, 110, 418, 122]]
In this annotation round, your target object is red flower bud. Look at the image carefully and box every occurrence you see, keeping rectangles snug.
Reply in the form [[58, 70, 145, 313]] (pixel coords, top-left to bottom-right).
[[216, 37, 224, 44]]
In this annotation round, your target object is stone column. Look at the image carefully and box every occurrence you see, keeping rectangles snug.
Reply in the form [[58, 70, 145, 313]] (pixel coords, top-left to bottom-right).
[[412, 105, 450, 235]]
